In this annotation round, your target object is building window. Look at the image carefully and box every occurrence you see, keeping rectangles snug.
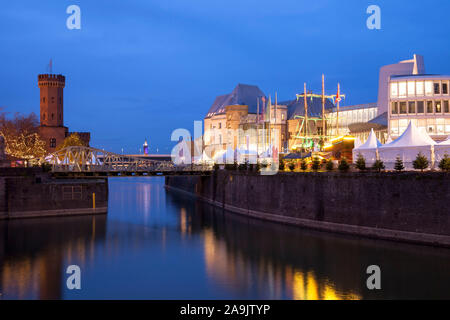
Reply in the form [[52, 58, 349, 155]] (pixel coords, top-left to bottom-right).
[[43, 113, 46, 120], [43, 97, 46, 103], [435, 100, 442, 113], [434, 82, 441, 95], [425, 81, 433, 96], [417, 101, 424, 113], [444, 101, 449, 113], [50, 138, 56, 148], [281, 113, 285, 121], [407, 82, 415, 96], [51, 113, 54, 120], [398, 82, 407, 98], [390, 120, 399, 135], [399, 102, 407, 114], [51, 97, 55, 103], [416, 82, 424, 96], [391, 102, 398, 114], [408, 101, 415, 114], [443, 82, 449, 95], [219, 123, 221, 129], [390, 83, 398, 98], [427, 101, 433, 113]]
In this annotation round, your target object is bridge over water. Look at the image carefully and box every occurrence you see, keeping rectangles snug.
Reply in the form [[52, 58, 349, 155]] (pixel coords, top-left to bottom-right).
[[46, 146, 212, 177]]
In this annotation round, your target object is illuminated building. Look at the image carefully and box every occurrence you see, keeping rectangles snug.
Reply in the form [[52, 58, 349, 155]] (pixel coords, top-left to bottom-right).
[[203, 84, 336, 160], [388, 75, 450, 141], [38, 73, 90, 153], [143, 139, 149, 155]]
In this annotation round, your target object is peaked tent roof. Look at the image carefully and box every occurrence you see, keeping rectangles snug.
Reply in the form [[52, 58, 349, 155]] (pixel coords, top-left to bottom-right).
[[206, 84, 266, 118], [354, 129, 382, 150], [438, 136, 450, 145], [380, 121, 436, 148]]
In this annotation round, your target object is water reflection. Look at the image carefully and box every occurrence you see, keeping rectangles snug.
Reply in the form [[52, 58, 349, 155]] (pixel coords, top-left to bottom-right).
[[0, 215, 107, 299], [1, 177, 449, 299]]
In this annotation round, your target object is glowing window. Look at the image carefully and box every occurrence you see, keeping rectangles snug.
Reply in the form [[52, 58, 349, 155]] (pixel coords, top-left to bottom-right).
[[416, 81, 424, 96], [425, 81, 433, 96], [390, 83, 398, 98], [408, 82, 415, 96], [398, 82, 407, 97], [417, 101, 424, 113]]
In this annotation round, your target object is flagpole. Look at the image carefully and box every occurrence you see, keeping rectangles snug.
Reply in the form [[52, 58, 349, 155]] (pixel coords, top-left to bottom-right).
[[303, 83, 308, 141], [337, 83, 340, 137], [322, 74, 325, 141]]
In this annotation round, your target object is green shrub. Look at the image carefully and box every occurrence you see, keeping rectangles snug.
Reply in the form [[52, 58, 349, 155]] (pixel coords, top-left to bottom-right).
[[338, 158, 350, 172], [311, 157, 321, 171], [325, 159, 334, 171], [279, 160, 285, 171], [300, 159, 308, 171], [355, 153, 366, 171], [372, 159, 385, 172], [288, 162, 296, 172], [413, 152, 429, 172], [394, 156, 404, 172], [438, 154, 450, 172]]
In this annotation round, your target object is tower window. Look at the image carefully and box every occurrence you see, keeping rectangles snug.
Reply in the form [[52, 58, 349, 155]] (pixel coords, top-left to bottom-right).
[[43, 113, 46, 120], [43, 97, 45, 103], [51, 113, 54, 120], [51, 97, 55, 103], [50, 138, 56, 148]]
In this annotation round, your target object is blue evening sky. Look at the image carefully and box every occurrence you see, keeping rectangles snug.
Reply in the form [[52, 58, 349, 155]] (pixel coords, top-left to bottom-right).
[[0, 0, 449, 153]]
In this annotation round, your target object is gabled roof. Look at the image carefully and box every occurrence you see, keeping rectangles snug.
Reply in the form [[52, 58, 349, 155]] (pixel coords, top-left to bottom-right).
[[381, 121, 436, 148], [205, 84, 266, 118]]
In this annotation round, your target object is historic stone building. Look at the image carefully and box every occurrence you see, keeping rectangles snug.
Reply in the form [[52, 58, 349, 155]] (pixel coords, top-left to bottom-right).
[[203, 84, 336, 160], [38, 74, 90, 153]]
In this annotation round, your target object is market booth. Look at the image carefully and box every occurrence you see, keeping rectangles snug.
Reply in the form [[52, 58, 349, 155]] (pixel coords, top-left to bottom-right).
[[378, 122, 436, 169], [352, 129, 382, 165], [435, 136, 450, 161]]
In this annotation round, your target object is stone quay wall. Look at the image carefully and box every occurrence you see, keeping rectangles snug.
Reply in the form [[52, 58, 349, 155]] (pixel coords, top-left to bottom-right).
[[0, 168, 108, 219], [165, 170, 450, 247]]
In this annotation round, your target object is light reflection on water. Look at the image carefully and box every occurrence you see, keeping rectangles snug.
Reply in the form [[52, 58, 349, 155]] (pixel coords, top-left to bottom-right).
[[1, 177, 449, 299]]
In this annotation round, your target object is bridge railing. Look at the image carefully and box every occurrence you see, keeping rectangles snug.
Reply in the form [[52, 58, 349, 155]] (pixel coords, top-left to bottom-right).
[[45, 146, 212, 173]]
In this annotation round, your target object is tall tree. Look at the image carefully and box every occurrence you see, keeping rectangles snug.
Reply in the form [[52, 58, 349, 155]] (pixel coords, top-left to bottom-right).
[[0, 111, 46, 159]]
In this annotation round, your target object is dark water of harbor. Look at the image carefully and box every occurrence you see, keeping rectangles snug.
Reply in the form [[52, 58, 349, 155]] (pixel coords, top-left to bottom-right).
[[1, 177, 450, 300]]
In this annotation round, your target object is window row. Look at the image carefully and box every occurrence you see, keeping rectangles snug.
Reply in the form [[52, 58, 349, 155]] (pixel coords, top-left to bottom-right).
[[391, 100, 450, 115], [390, 118, 450, 136], [390, 80, 449, 98]]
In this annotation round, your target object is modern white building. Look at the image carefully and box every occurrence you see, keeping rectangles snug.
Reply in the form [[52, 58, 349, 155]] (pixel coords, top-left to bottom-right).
[[388, 74, 450, 141]]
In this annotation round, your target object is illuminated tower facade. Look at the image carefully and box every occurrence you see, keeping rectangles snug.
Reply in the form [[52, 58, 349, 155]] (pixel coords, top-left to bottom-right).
[[143, 139, 149, 155], [38, 74, 68, 151]]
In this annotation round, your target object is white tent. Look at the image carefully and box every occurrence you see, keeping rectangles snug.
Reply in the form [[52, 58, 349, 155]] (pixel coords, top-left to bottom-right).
[[385, 135, 393, 144], [352, 129, 382, 165], [212, 149, 226, 164], [435, 136, 450, 161], [354, 137, 362, 149], [378, 121, 436, 169]]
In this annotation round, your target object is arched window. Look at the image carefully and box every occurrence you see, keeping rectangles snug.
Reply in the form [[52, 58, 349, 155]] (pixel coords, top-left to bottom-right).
[[43, 97, 45, 103], [51, 113, 54, 120], [50, 138, 56, 148]]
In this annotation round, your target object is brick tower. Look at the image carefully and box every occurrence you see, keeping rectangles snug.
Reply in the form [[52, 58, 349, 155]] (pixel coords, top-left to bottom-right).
[[38, 74, 68, 152]]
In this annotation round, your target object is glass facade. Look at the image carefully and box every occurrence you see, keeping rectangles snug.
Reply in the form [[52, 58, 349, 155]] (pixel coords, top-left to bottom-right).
[[389, 77, 450, 138]]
